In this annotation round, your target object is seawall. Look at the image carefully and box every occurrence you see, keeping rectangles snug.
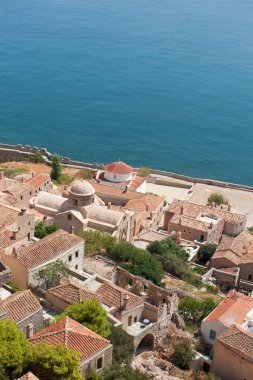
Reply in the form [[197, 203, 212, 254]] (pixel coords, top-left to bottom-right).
[[0, 142, 253, 193]]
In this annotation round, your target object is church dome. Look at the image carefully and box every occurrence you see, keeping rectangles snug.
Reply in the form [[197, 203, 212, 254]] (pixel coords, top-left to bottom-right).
[[69, 180, 95, 197]]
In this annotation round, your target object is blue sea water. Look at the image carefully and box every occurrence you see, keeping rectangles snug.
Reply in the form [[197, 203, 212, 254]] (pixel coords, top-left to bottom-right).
[[0, 0, 253, 185]]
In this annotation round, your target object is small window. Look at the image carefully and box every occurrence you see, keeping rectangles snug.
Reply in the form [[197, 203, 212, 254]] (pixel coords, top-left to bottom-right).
[[20, 196, 23, 200], [18, 227, 20, 231], [74, 199, 78, 206], [75, 251, 79, 258], [209, 329, 216, 341], [114, 174, 117, 179], [75, 264, 78, 270], [67, 214, 72, 220], [128, 316, 132, 326], [28, 222, 31, 226], [134, 316, 137, 323], [68, 255, 72, 262], [189, 231, 191, 234], [30, 191, 32, 195], [248, 274, 253, 281], [183, 229, 186, 233], [97, 357, 103, 370]]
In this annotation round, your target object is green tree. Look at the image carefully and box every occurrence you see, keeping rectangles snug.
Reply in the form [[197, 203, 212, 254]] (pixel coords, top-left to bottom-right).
[[197, 243, 217, 265], [0, 319, 31, 378], [179, 296, 217, 326], [76, 230, 117, 255], [137, 167, 151, 177], [33, 259, 69, 289], [30, 151, 44, 163], [109, 326, 135, 364], [34, 222, 58, 239], [103, 365, 150, 380], [57, 299, 111, 338], [174, 339, 195, 369], [26, 343, 82, 380], [51, 154, 62, 181], [207, 193, 228, 206], [86, 369, 102, 380]]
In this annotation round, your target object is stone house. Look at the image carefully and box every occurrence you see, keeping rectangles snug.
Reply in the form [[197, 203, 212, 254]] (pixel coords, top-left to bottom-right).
[[95, 161, 147, 193], [1, 229, 84, 289], [29, 317, 113, 378], [0, 174, 35, 208], [25, 173, 51, 195], [31, 180, 133, 241], [0, 289, 43, 335], [164, 199, 246, 244], [237, 249, 253, 292], [201, 291, 253, 348], [211, 325, 253, 380]]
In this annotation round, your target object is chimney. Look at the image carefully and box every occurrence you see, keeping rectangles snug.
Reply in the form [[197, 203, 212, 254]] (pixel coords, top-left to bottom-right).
[[123, 294, 130, 310], [146, 203, 150, 212], [26, 323, 34, 339], [70, 225, 75, 235], [56, 273, 63, 285], [108, 202, 111, 210], [21, 176, 24, 183], [180, 205, 184, 215], [12, 230, 18, 240], [43, 215, 47, 222], [176, 231, 181, 240], [211, 202, 215, 209], [20, 208, 26, 215], [210, 222, 214, 229], [32, 171, 34, 178], [12, 247, 17, 256], [228, 204, 231, 212]]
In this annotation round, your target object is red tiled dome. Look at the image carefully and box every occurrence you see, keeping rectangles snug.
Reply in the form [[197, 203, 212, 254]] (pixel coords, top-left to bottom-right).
[[104, 161, 133, 175]]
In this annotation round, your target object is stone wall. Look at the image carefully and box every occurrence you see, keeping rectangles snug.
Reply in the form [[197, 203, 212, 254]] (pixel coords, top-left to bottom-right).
[[0, 261, 11, 286], [80, 346, 113, 378], [18, 309, 44, 335]]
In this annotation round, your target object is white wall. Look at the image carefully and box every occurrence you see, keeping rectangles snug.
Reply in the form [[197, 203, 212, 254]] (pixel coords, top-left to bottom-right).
[[201, 319, 227, 346]]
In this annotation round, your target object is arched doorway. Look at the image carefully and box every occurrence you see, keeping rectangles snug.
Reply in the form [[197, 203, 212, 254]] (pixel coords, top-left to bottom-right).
[[136, 333, 155, 355]]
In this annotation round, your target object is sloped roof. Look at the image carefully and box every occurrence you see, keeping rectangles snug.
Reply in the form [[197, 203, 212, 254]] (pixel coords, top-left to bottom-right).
[[17, 372, 40, 380], [0, 290, 42, 323], [217, 325, 253, 359], [204, 291, 253, 327], [16, 230, 83, 270], [167, 199, 246, 224], [47, 278, 98, 305], [0, 228, 26, 249], [125, 193, 163, 212], [0, 203, 20, 229], [104, 161, 133, 175], [29, 317, 111, 360], [0, 178, 33, 198], [26, 173, 50, 188], [95, 281, 143, 312]]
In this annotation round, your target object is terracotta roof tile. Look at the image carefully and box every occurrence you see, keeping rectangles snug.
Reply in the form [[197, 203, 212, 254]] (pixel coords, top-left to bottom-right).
[[0, 228, 26, 249], [16, 230, 83, 270], [204, 291, 253, 327], [0, 204, 20, 229], [0, 290, 42, 323], [168, 199, 246, 224], [104, 161, 133, 175], [0, 178, 33, 198], [95, 281, 143, 311], [17, 372, 40, 380], [125, 193, 163, 212], [26, 174, 50, 189], [47, 278, 98, 305], [217, 325, 253, 359], [30, 317, 111, 360]]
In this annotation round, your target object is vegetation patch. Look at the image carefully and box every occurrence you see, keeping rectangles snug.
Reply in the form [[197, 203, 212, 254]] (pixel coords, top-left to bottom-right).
[[207, 192, 228, 206]]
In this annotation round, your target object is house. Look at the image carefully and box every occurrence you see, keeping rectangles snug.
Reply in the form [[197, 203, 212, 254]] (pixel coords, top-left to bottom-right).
[[17, 373, 40, 380], [237, 243, 253, 292], [1, 229, 84, 289], [29, 317, 113, 378], [164, 199, 246, 244], [0, 173, 35, 208], [31, 180, 133, 241], [0, 203, 35, 253], [25, 173, 51, 195], [95, 161, 147, 193], [201, 291, 253, 347], [0, 289, 43, 335], [211, 325, 253, 380]]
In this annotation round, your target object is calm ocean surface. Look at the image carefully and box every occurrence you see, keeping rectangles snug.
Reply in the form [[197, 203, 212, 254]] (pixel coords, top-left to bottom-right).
[[1, 0, 253, 184]]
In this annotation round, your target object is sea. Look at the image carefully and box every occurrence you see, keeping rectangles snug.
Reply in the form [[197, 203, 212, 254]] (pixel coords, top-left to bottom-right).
[[1, 0, 253, 185]]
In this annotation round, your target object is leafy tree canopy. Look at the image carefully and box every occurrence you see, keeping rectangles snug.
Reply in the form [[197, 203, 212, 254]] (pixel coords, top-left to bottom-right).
[[51, 154, 62, 181], [56, 299, 111, 338], [33, 259, 69, 289], [0, 319, 31, 378], [109, 326, 135, 364], [137, 167, 151, 177], [34, 222, 58, 239], [103, 364, 150, 380], [26, 343, 82, 380], [76, 230, 117, 255], [207, 193, 228, 206], [197, 243, 217, 265], [174, 339, 195, 369], [29, 151, 44, 163], [179, 296, 217, 326], [86, 369, 102, 380]]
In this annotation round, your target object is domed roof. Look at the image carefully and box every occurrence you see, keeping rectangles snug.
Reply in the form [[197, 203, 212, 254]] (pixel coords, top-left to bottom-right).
[[104, 161, 133, 175], [69, 180, 95, 197]]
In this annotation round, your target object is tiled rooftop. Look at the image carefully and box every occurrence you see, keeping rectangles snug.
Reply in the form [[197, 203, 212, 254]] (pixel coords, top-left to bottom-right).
[[15, 229, 83, 270], [26, 173, 50, 188], [0, 203, 20, 229], [0, 178, 33, 198], [104, 161, 133, 175], [0, 228, 26, 249], [218, 325, 253, 359], [0, 290, 42, 323], [30, 316, 111, 360]]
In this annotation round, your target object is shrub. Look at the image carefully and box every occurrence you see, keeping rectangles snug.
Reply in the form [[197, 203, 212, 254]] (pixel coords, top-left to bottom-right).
[[109, 326, 135, 364], [174, 339, 195, 369], [35, 223, 58, 239], [137, 167, 151, 177], [76, 230, 117, 255], [197, 243, 217, 265], [56, 173, 75, 185], [29, 151, 44, 163], [179, 296, 217, 326], [205, 284, 218, 295], [207, 193, 228, 206], [77, 169, 93, 179], [103, 365, 150, 380]]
